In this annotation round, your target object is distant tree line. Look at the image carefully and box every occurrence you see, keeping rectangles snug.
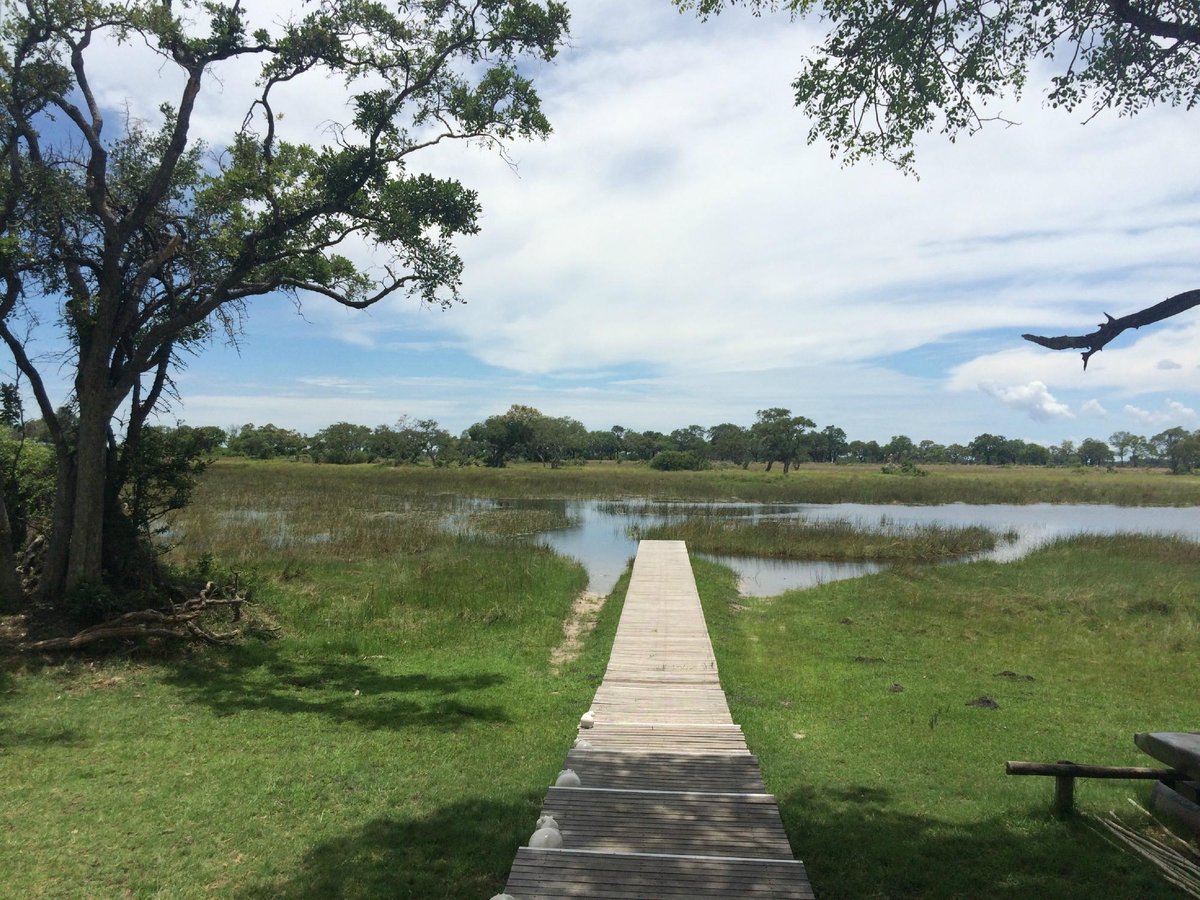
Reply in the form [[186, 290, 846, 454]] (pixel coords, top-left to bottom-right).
[[83, 406, 1199, 475]]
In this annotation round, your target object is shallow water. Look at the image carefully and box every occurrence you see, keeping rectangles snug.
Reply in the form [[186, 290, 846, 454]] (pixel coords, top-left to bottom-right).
[[502, 499, 1200, 597]]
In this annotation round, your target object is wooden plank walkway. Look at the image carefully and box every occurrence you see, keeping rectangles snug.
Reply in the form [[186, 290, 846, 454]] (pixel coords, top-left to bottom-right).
[[503, 540, 814, 899]]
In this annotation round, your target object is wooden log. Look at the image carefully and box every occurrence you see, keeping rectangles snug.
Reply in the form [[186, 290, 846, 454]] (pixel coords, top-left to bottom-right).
[[1007, 759, 1183, 819], [1006, 761, 1180, 780]]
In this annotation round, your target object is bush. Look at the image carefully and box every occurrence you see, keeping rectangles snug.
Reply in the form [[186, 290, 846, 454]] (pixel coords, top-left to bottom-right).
[[881, 460, 928, 477], [649, 450, 709, 471]]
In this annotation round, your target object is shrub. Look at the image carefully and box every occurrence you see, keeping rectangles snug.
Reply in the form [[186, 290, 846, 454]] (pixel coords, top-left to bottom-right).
[[649, 450, 709, 471]]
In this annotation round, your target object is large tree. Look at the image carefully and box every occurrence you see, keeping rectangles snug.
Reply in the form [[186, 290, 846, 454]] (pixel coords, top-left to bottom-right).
[[677, 0, 1200, 366], [0, 0, 568, 602]]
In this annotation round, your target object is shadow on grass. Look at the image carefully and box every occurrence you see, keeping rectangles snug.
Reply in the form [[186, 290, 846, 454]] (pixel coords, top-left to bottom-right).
[[239, 796, 539, 900], [162, 648, 510, 731], [779, 784, 1177, 899], [0, 715, 87, 749]]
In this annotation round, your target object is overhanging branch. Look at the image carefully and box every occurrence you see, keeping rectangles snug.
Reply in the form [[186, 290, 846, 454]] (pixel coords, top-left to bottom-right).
[[1022, 288, 1200, 368]]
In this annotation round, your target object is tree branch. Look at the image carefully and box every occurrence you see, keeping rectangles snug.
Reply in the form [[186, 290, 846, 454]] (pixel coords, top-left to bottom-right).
[[1106, 0, 1200, 46], [1022, 288, 1200, 368]]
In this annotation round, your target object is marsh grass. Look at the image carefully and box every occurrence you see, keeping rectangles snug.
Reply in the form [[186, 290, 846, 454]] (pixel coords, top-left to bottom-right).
[[463, 507, 575, 537], [216, 458, 1200, 506], [0, 463, 632, 898], [631, 516, 1005, 562], [696, 534, 1200, 898]]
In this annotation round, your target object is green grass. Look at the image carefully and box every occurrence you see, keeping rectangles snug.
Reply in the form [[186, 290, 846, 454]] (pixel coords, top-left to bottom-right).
[[2, 460, 1197, 897], [695, 535, 1200, 899], [632, 516, 1006, 562], [207, 457, 1200, 506], [0, 465, 633, 898]]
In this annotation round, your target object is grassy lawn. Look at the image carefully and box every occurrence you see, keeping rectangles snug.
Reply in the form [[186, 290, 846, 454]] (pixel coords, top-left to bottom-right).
[[2, 461, 1197, 897], [695, 536, 1200, 899], [0, 464, 632, 898]]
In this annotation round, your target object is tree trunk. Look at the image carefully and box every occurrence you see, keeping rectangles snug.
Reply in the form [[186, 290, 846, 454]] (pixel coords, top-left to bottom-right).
[[64, 398, 111, 590], [783, 459, 792, 474], [765, 460, 773, 472], [0, 488, 23, 611], [38, 454, 76, 602]]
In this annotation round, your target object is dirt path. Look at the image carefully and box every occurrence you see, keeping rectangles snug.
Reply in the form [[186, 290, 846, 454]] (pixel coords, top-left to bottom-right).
[[550, 589, 606, 671]]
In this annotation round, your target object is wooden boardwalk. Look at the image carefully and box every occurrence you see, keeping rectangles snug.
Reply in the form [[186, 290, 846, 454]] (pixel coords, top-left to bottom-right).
[[503, 540, 814, 899]]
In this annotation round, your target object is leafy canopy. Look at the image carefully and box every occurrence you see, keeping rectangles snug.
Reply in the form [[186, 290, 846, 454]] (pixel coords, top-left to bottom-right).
[[677, 0, 1200, 170]]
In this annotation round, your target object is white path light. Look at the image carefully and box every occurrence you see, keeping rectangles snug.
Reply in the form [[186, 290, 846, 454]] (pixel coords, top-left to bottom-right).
[[555, 768, 581, 787]]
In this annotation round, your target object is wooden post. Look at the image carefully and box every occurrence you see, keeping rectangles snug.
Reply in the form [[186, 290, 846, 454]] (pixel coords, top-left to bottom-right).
[[1053, 773, 1075, 818]]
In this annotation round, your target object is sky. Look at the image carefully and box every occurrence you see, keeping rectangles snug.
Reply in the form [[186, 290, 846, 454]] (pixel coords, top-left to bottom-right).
[[17, 2, 1200, 445]]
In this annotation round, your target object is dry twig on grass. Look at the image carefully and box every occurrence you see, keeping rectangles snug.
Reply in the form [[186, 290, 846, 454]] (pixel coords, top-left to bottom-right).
[[1086, 806, 1200, 898], [21, 580, 250, 652]]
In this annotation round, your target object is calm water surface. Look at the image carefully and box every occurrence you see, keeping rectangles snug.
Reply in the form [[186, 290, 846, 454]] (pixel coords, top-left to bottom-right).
[[485, 499, 1200, 597]]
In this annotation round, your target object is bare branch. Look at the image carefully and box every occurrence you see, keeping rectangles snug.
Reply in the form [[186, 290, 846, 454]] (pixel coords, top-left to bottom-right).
[[1023, 288, 1200, 369]]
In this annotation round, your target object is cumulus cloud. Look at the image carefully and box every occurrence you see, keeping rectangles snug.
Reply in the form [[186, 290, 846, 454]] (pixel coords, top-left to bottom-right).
[[980, 381, 1074, 421], [65, 1, 1200, 439], [1080, 399, 1108, 417], [1123, 399, 1198, 426]]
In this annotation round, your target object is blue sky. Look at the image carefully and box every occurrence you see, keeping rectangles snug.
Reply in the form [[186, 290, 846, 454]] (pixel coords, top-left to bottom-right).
[[18, 2, 1200, 446]]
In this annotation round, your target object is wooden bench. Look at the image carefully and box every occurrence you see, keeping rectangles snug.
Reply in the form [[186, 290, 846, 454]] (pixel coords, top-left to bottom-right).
[[1006, 731, 1198, 829]]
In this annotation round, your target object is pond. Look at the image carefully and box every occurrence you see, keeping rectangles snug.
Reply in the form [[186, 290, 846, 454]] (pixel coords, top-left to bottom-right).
[[475, 498, 1200, 597]]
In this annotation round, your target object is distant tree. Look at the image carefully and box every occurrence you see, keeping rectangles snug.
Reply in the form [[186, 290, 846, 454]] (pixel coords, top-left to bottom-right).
[[528, 415, 587, 468], [1049, 440, 1079, 467], [1077, 438, 1114, 467], [1151, 427, 1200, 474], [1014, 441, 1050, 467], [312, 422, 372, 464], [586, 429, 622, 461], [670, 425, 710, 458], [883, 434, 916, 463], [847, 439, 884, 463], [943, 443, 970, 465], [1109, 431, 1137, 465], [751, 408, 815, 474], [708, 423, 752, 467], [969, 433, 1010, 466], [677, 0, 1200, 365], [465, 404, 550, 467], [624, 430, 672, 462], [916, 440, 946, 464], [1127, 434, 1153, 468], [815, 425, 848, 463], [227, 423, 306, 460]]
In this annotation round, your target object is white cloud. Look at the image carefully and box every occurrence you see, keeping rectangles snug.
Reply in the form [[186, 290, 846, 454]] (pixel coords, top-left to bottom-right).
[[1080, 399, 1108, 417], [47, 2, 1200, 441], [1123, 399, 1198, 426], [980, 381, 1074, 421], [1167, 399, 1198, 419]]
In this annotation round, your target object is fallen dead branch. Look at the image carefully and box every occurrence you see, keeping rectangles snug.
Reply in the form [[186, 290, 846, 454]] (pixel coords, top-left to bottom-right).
[[1086, 805, 1200, 898], [21, 580, 251, 652]]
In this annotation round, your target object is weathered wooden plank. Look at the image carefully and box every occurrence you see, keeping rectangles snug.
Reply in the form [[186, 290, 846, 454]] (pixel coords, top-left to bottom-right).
[[578, 723, 750, 753], [501, 541, 814, 898], [507, 848, 816, 899], [562, 750, 768, 793], [1135, 732, 1200, 781], [539, 787, 794, 859]]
